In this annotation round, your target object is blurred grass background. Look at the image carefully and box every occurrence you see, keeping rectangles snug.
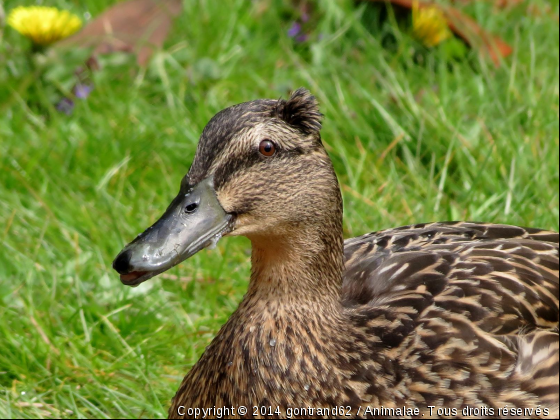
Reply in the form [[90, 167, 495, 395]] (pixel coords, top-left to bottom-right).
[[0, 0, 558, 418]]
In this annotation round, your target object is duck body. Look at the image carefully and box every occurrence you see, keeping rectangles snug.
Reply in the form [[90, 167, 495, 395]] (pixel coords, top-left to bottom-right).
[[170, 222, 558, 418], [112, 89, 559, 419]]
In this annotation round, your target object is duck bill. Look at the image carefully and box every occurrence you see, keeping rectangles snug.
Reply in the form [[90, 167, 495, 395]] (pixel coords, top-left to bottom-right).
[[112, 177, 233, 286]]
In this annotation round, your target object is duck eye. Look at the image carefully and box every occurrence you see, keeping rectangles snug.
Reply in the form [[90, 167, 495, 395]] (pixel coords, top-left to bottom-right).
[[259, 140, 276, 157]]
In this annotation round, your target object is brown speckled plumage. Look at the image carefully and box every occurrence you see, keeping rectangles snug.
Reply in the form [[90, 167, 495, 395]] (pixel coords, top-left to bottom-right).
[[163, 90, 559, 418]]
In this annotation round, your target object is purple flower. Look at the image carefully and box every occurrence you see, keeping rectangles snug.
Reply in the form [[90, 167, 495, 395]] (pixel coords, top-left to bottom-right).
[[73, 83, 93, 99], [301, 12, 310, 23], [56, 98, 74, 115], [296, 34, 308, 43], [287, 22, 301, 38]]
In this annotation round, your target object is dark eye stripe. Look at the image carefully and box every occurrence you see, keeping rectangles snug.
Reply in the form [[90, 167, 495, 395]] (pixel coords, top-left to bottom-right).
[[213, 143, 316, 190]]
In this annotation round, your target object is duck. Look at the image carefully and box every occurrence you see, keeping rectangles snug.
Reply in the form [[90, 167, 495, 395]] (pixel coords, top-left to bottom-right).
[[112, 88, 559, 419]]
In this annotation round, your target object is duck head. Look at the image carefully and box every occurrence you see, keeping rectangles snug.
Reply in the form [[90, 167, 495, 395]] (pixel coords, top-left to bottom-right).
[[113, 89, 342, 287]]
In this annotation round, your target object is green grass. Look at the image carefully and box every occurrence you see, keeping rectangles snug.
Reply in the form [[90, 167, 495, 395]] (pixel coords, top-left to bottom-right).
[[0, 0, 558, 418]]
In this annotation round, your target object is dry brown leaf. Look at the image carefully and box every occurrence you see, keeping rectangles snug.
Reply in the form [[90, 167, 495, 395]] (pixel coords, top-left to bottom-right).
[[443, 5, 512, 65], [59, 0, 182, 66]]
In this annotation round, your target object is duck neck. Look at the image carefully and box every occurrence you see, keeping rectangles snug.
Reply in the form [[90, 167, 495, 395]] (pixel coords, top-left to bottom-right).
[[246, 220, 345, 307]]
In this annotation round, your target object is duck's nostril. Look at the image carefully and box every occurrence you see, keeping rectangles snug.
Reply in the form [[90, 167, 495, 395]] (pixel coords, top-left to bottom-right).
[[113, 250, 132, 274], [184, 202, 198, 213]]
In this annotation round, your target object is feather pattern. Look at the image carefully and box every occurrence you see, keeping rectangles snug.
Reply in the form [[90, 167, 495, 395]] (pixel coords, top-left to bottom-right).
[[342, 222, 558, 412]]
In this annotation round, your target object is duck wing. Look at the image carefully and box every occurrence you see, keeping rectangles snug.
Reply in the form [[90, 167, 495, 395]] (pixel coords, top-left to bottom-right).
[[342, 222, 559, 407]]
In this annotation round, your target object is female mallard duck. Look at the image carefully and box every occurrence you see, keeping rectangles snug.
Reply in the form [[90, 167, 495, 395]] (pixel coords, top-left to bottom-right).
[[113, 89, 559, 419]]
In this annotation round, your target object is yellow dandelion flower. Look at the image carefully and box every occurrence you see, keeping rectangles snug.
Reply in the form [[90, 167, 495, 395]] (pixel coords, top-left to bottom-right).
[[8, 6, 82, 47], [412, 2, 451, 48]]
